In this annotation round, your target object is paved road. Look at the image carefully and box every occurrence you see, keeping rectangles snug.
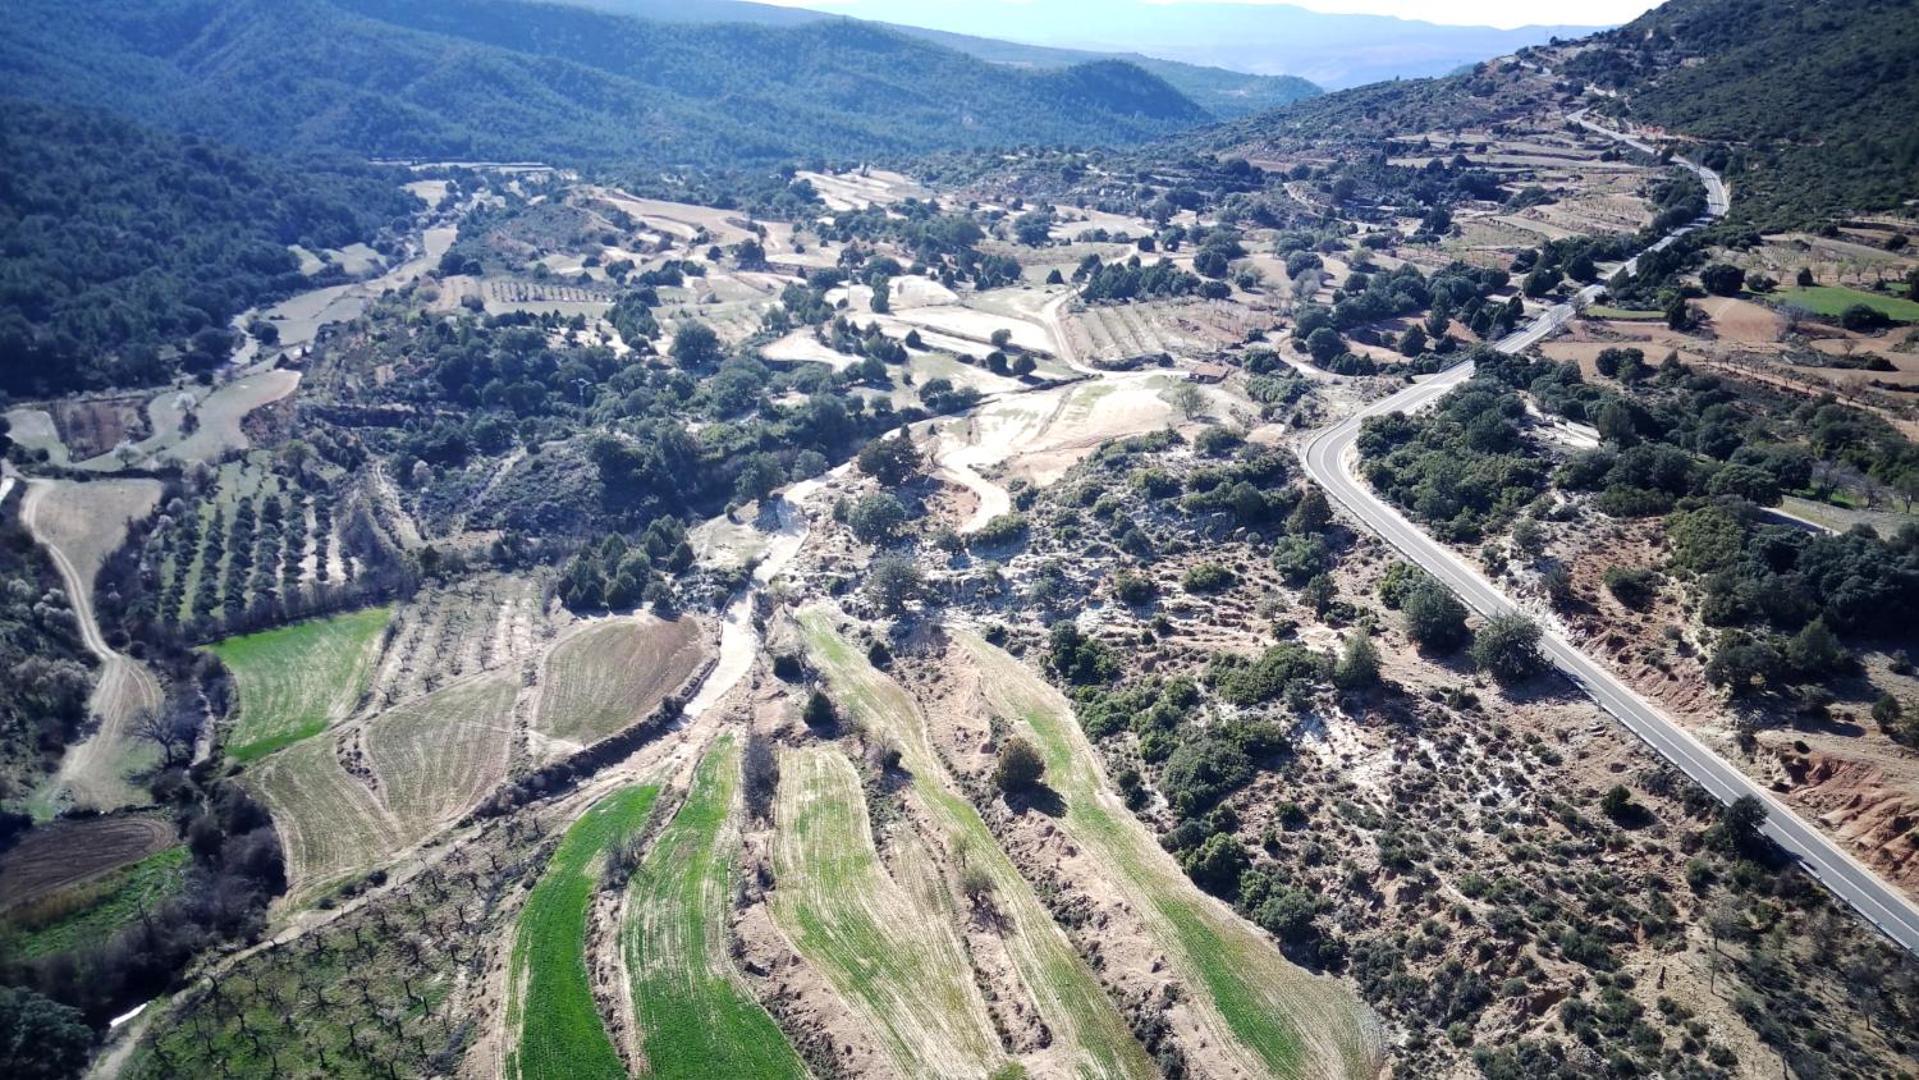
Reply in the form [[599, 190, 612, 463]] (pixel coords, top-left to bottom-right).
[[1298, 126, 1919, 953]]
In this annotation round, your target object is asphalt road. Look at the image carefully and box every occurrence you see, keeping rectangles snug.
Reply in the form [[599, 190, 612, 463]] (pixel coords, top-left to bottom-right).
[[1298, 126, 1919, 953]]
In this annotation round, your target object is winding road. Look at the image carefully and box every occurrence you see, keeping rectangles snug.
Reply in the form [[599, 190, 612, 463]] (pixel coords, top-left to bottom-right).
[[1299, 120, 1919, 953]]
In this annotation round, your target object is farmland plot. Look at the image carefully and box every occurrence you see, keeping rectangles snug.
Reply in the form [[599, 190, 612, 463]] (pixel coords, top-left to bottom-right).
[[363, 671, 517, 835], [799, 609, 1154, 1080], [625, 736, 806, 1079], [248, 734, 400, 898], [508, 785, 663, 1080], [956, 630, 1381, 1079], [211, 605, 392, 762], [769, 745, 1007, 1079], [533, 616, 708, 751], [366, 575, 546, 708]]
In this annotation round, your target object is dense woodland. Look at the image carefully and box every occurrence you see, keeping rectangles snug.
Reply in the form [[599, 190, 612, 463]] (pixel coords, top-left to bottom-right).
[[3, 0, 1207, 172], [1565, 0, 1919, 229], [0, 485, 92, 808], [0, 100, 417, 395]]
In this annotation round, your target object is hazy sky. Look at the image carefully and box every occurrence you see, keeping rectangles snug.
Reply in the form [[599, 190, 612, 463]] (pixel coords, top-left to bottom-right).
[[755, 0, 1663, 31]]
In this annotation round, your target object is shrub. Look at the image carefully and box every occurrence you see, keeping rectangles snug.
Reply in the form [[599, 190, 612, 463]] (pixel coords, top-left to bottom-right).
[[1182, 563, 1236, 594], [1403, 579, 1470, 651], [994, 737, 1045, 793], [1471, 614, 1546, 683], [1603, 566, 1659, 609], [1334, 633, 1381, 689]]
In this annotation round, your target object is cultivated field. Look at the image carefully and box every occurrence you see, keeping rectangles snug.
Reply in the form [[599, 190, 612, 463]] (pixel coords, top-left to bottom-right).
[[211, 605, 392, 762], [367, 576, 547, 709], [507, 785, 662, 1080], [248, 734, 400, 900], [768, 744, 1007, 1078], [363, 671, 517, 834], [1779, 285, 1919, 323], [799, 609, 1154, 1080], [955, 630, 1382, 1079], [532, 616, 708, 752], [624, 736, 805, 1079], [0, 846, 185, 962], [0, 814, 176, 912], [1060, 299, 1272, 365]]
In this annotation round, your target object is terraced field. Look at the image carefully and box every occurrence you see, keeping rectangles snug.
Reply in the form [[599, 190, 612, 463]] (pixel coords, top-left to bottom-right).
[[625, 737, 805, 1079], [798, 608, 1153, 1080], [508, 785, 663, 1080], [248, 734, 399, 898], [211, 605, 392, 761], [533, 616, 708, 750], [769, 744, 1007, 1078], [956, 629, 1381, 1079], [363, 671, 517, 833]]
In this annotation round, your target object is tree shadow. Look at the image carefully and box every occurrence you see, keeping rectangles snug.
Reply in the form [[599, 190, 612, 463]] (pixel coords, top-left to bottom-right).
[[1005, 782, 1065, 819]]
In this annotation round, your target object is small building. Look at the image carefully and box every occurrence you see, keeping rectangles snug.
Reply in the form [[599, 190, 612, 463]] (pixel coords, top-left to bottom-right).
[[1187, 361, 1233, 384]]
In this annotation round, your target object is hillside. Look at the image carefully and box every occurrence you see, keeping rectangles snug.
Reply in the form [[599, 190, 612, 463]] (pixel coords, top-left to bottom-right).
[[0, 0, 1208, 169], [1563, 0, 1919, 228], [0, 99, 418, 397]]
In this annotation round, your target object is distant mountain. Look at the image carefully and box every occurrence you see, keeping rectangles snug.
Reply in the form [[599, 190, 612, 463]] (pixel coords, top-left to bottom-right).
[[0, 0, 1209, 169], [573, 0, 1321, 118], [1564, 0, 1919, 228], [585, 0, 1606, 90]]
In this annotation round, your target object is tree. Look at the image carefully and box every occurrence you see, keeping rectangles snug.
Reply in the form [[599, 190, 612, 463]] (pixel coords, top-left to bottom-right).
[[132, 706, 198, 767], [1334, 632, 1381, 689], [733, 453, 786, 505], [866, 555, 924, 615], [1305, 326, 1344, 364], [1471, 614, 1545, 682], [857, 431, 921, 485], [1169, 382, 1204, 420], [1721, 794, 1768, 854], [1289, 488, 1332, 535], [802, 690, 838, 732], [1397, 325, 1427, 356], [1700, 263, 1745, 296], [1403, 579, 1469, 651], [990, 328, 1013, 349], [671, 321, 723, 370], [742, 733, 779, 822], [0, 986, 93, 1080], [846, 493, 908, 544], [994, 736, 1045, 793], [1784, 617, 1846, 677], [1183, 832, 1249, 896], [1600, 784, 1634, 821], [1872, 692, 1903, 735]]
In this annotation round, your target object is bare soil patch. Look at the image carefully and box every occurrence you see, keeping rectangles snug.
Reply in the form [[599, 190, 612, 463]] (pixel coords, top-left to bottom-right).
[[0, 815, 174, 911]]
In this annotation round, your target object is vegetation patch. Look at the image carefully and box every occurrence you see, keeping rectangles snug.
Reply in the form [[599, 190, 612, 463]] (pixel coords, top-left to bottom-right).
[[508, 785, 662, 1080], [0, 846, 186, 962], [624, 736, 806, 1079], [211, 605, 391, 762], [533, 617, 708, 747], [1778, 285, 1919, 324]]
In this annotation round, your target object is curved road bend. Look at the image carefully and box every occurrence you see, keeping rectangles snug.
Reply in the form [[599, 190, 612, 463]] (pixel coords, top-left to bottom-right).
[[1298, 124, 1919, 953]]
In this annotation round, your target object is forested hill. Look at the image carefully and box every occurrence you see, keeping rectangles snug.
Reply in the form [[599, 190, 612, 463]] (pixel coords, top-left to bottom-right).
[[1563, 0, 1919, 228], [1, 0, 1208, 168], [0, 100, 419, 397]]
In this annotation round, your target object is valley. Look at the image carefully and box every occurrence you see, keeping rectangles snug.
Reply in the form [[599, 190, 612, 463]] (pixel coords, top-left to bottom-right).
[[3, 0, 1918, 1077]]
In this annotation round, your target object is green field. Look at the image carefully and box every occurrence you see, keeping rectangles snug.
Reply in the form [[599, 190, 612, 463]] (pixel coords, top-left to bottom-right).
[[1584, 304, 1663, 321], [210, 605, 391, 761], [1779, 285, 1919, 323], [508, 785, 662, 1080], [0, 846, 186, 961], [771, 744, 1006, 1077], [800, 609, 1154, 1080], [625, 737, 806, 1079], [957, 630, 1379, 1079]]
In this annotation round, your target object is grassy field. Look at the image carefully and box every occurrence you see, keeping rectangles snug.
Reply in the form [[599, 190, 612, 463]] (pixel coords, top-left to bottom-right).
[[770, 745, 1007, 1077], [508, 785, 662, 1080], [1779, 285, 1919, 323], [625, 737, 806, 1079], [799, 609, 1153, 1079], [1584, 304, 1664, 321], [956, 629, 1380, 1079], [211, 605, 391, 761], [534, 617, 708, 748], [0, 845, 185, 961]]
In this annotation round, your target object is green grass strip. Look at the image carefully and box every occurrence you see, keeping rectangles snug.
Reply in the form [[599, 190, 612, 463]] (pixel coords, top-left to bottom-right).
[[210, 604, 391, 762], [626, 737, 806, 1079], [0, 847, 187, 961], [1779, 285, 1919, 322], [509, 785, 661, 1080]]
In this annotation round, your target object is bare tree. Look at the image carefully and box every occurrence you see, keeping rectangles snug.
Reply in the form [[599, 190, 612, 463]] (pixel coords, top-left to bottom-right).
[[132, 706, 199, 767]]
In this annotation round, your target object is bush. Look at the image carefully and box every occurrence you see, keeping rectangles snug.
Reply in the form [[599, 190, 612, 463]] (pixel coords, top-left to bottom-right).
[[1603, 566, 1659, 609], [1403, 579, 1470, 651], [1333, 633, 1381, 689], [802, 690, 838, 732], [1182, 563, 1236, 594], [1471, 614, 1547, 682], [994, 737, 1045, 793], [847, 493, 908, 544], [742, 734, 779, 822]]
